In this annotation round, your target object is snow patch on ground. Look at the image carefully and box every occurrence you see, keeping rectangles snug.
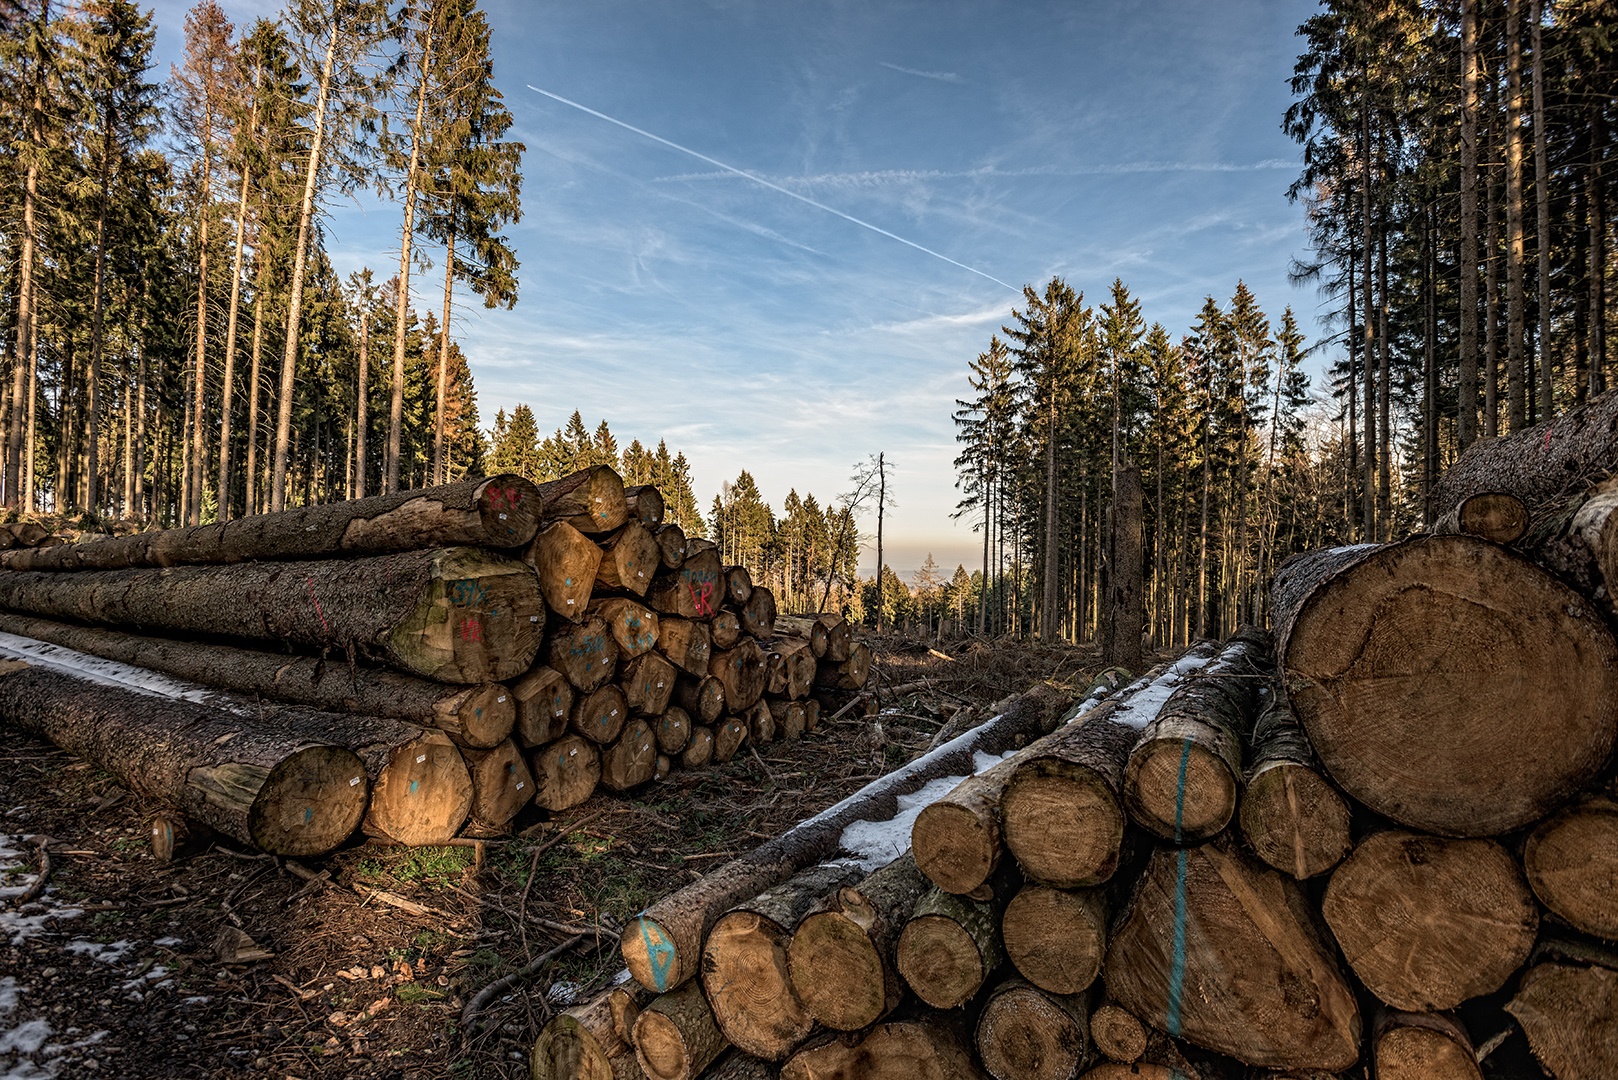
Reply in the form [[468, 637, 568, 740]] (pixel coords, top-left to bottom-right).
[[64, 940, 133, 964], [0, 977, 52, 1080], [0, 837, 82, 946]]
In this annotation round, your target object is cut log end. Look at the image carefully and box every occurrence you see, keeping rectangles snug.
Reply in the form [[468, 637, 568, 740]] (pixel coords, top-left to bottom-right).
[[976, 980, 1089, 1080], [474, 475, 546, 547], [1002, 884, 1106, 996], [1240, 762, 1353, 880], [789, 910, 889, 1031], [242, 745, 372, 856], [1089, 1004, 1147, 1063], [1124, 737, 1236, 844], [1001, 764, 1125, 888], [389, 549, 547, 684], [1505, 960, 1618, 1080], [911, 801, 996, 897], [701, 911, 809, 1061], [362, 730, 473, 847], [896, 914, 990, 1010], [1524, 794, 1618, 939], [530, 735, 601, 812]]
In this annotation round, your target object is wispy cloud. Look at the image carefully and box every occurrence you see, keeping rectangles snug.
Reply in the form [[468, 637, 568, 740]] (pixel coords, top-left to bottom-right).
[[879, 61, 962, 83], [654, 160, 1297, 187]]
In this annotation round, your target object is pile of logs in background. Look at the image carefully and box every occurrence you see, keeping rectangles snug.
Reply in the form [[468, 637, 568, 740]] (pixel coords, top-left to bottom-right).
[[534, 398, 1618, 1080], [0, 465, 871, 859]]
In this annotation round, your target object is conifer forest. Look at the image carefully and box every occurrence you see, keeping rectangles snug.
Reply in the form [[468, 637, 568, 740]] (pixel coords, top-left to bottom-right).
[[2, 0, 1618, 645]]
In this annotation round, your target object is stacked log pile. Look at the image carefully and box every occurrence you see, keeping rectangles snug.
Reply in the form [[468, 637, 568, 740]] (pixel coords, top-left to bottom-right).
[[532, 399, 1618, 1080], [0, 466, 871, 859]]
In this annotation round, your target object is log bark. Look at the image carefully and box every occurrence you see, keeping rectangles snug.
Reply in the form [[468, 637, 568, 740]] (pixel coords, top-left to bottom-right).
[[0, 659, 373, 857], [1002, 884, 1106, 996], [526, 521, 603, 623], [633, 980, 728, 1080], [711, 639, 768, 712], [701, 862, 865, 1060], [912, 679, 1143, 896], [704, 1052, 777, 1080], [724, 565, 753, 606], [0, 546, 547, 684], [623, 652, 678, 718], [1505, 955, 1618, 1080], [1002, 647, 1220, 889], [591, 598, 659, 660], [1371, 1008, 1483, 1080], [601, 719, 657, 792], [1238, 695, 1352, 881], [1524, 789, 1618, 939], [713, 714, 749, 764], [1431, 386, 1618, 514], [896, 885, 1003, 1009], [361, 726, 475, 846], [1088, 1004, 1147, 1064], [571, 684, 630, 746], [1123, 628, 1269, 844], [621, 682, 1070, 993], [625, 485, 665, 530], [780, 1019, 984, 1080], [648, 548, 723, 621], [540, 466, 629, 536], [711, 610, 742, 650], [531, 984, 652, 1080], [1271, 536, 1618, 836], [597, 521, 661, 598], [773, 616, 828, 659], [741, 587, 777, 640], [975, 979, 1091, 1080], [652, 707, 690, 755], [1321, 829, 1537, 1011], [658, 619, 713, 679], [676, 674, 725, 724], [788, 853, 930, 1031], [1103, 835, 1361, 1071], [1, 474, 542, 572], [0, 612, 514, 747], [548, 616, 621, 693], [814, 642, 871, 692], [512, 666, 574, 749], [681, 726, 715, 769], [1430, 491, 1528, 543], [461, 739, 534, 835], [531, 734, 601, 812], [803, 699, 820, 735], [654, 524, 688, 570], [1513, 479, 1618, 617]]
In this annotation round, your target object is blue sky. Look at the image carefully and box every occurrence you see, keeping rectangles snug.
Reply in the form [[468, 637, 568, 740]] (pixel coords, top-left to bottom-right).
[[151, 0, 1323, 579]]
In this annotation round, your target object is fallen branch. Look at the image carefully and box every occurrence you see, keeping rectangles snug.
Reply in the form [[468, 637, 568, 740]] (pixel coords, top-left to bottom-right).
[[461, 934, 585, 1033], [14, 836, 50, 906]]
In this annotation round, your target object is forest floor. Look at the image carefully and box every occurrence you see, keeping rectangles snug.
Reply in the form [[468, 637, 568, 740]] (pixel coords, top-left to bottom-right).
[[0, 631, 1121, 1080]]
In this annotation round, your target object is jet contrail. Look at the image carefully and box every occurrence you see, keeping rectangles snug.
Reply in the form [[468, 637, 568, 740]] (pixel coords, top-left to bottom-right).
[[527, 84, 1017, 291]]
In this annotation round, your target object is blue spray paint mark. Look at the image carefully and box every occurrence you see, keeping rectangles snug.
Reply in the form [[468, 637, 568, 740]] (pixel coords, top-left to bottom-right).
[[1165, 737, 1193, 1037], [640, 919, 675, 990], [303, 808, 314, 824], [409, 780, 420, 794]]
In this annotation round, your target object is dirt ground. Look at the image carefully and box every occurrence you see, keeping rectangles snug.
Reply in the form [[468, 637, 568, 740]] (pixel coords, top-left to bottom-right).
[[0, 633, 1110, 1080]]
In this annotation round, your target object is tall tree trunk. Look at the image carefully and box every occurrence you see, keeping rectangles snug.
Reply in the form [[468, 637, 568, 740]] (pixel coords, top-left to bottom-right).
[[1593, 107, 1608, 397], [1043, 391, 1058, 642], [86, 96, 115, 515], [1460, 0, 1481, 449], [134, 311, 146, 516], [355, 308, 369, 500], [1197, 410, 1210, 638], [191, 132, 215, 525], [979, 458, 989, 634], [1362, 81, 1376, 541], [434, 227, 454, 485], [1378, 180, 1391, 539], [875, 452, 886, 633], [1507, 0, 1528, 430], [243, 251, 267, 515], [387, 20, 434, 496], [1535, 0, 1555, 408], [271, 20, 339, 513], [5, 56, 42, 510], [1348, 249, 1359, 536], [1487, 102, 1502, 434], [1425, 209, 1438, 525], [217, 78, 259, 522]]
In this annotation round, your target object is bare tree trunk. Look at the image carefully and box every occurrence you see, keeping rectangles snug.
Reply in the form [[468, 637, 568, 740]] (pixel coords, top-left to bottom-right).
[[1488, 101, 1502, 433], [979, 458, 989, 634], [434, 227, 454, 485], [1378, 181, 1391, 538], [1348, 252, 1358, 537], [1593, 107, 1608, 397], [1197, 410, 1209, 638], [1460, 0, 1480, 449], [217, 80, 259, 522], [876, 452, 886, 632], [1362, 82, 1376, 540], [1507, 0, 1528, 430], [1043, 392, 1059, 641], [387, 20, 434, 496], [134, 315, 146, 517], [1535, 0, 1555, 408], [86, 106, 115, 515], [243, 254, 266, 515], [355, 309, 369, 500], [271, 20, 339, 513], [191, 141, 214, 525], [6, 156, 39, 509]]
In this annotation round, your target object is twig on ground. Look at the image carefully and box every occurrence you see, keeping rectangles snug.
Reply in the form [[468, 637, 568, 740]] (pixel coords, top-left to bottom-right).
[[518, 807, 606, 962], [460, 934, 584, 1034], [15, 836, 50, 906]]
